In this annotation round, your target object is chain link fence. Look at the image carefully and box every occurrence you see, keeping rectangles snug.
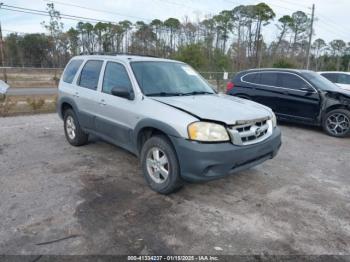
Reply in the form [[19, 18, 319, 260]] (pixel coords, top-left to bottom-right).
[[0, 67, 237, 116]]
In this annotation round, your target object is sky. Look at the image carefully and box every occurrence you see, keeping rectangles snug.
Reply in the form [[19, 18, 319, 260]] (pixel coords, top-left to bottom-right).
[[1, 0, 350, 44]]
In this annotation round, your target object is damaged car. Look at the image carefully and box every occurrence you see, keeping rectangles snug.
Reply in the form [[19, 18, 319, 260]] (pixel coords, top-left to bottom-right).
[[58, 55, 281, 194], [227, 69, 350, 137]]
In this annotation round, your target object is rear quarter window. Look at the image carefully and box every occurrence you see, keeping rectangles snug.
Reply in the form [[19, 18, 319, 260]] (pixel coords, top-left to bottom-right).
[[242, 73, 260, 84], [62, 59, 83, 84]]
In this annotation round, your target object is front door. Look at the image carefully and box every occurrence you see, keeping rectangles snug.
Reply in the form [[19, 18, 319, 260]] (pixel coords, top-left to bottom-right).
[[275, 72, 320, 122]]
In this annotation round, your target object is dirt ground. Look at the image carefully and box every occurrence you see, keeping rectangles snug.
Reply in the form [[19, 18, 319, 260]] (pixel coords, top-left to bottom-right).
[[0, 114, 349, 256]]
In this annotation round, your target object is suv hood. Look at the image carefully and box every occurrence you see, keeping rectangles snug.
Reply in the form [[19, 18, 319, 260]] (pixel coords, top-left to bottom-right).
[[151, 94, 272, 125]]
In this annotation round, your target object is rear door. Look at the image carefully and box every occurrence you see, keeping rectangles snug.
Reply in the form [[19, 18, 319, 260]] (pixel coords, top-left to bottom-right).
[[75, 60, 104, 130], [94, 61, 137, 151], [276, 72, 320, 121], [241, 71, 281, 112], [59, 59, 84, 105]]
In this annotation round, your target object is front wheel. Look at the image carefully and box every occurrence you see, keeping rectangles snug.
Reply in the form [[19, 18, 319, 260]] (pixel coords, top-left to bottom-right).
[[322, 109, 350, 137], [140, 135, 184, 194]]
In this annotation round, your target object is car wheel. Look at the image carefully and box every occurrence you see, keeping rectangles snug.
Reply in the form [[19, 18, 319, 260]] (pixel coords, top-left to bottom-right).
[[323, 109, 350, 137], [63, 109, 89, 146], [141, 135, 184, 194]]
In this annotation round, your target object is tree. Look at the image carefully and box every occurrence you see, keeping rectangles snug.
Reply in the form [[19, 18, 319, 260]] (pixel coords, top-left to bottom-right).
[[18, 34, 50, 67], [41, 3, 64, 67], [253, 3, 275, 66], [290, 11, 309, 57], [174, 43, 208, 70], [273, 15, 293, 59], [66, 28, 80, 55], [94, 22, 108, 52], [312, 38, 327, 70], [329, 39, 346, 70], [164, 18, 181, 52]]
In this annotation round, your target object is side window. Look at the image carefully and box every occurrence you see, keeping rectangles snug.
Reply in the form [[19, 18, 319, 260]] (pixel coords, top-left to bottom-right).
[[321, 73, 337, 83], [62, 59, 83, 84], [102, 62, 133, 94], [242, 73, 259, 84], [337, 74, 350, 84], [260, 73, 278, 86], [78, 60, 103, 90], [278, 73, 308, 90]]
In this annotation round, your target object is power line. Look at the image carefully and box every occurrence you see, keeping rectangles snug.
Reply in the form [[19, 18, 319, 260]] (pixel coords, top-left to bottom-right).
[[42, 0, 151, 22], [1, 4, 119, 23]]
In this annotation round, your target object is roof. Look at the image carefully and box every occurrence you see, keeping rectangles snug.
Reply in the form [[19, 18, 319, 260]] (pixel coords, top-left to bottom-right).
[[72, 54, 180, 63], [318, 71, 350, 74], [244, 68, 313, 74]]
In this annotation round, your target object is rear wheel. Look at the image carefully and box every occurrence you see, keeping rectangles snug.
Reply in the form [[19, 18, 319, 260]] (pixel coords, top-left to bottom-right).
[[323, 109, 350, 137], [63, 109, 89, 146], [140, 135, 183, 194]]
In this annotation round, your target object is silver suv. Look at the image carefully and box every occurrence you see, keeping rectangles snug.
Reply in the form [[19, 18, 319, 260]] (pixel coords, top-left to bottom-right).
[[57, 54, 282, 194]]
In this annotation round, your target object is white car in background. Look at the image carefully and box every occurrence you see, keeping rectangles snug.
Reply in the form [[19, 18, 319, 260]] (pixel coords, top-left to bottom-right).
[[0, 80, 9, 94], [318, 71, 350, 91]]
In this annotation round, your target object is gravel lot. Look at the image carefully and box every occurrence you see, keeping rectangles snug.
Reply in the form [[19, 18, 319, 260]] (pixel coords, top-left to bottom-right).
[[0, 114, 349, 255]]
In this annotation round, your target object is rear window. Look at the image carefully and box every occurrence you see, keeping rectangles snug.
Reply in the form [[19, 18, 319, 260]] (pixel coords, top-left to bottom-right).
[[62, 59, 83, 84], [78, 60, 103, 90], [260, 73, 278, 86]]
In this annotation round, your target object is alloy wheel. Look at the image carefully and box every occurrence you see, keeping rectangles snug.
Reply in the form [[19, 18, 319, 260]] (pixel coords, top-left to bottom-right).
[[66, 115, 76, 140], [326, 113, 350, 136], [146, 147, 169, 184]]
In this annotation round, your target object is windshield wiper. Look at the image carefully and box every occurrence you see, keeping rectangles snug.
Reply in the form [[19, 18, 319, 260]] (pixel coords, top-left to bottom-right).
[[181, 91, 214, 96], [146, 92, 184, 97]]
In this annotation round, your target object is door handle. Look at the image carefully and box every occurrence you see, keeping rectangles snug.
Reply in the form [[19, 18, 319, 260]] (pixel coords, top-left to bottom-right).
[[99, 99, 107, 106]]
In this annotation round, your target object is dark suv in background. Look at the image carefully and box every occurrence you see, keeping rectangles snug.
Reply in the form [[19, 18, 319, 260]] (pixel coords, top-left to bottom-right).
[[226, 69, 350, 137]]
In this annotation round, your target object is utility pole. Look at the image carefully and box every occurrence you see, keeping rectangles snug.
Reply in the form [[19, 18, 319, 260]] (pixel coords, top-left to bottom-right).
[[306, 4, 315, 70], [0, 2, 7, 82]]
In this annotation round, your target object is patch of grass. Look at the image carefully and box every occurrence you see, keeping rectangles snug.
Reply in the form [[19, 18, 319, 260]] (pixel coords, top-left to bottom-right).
[[0, 95, 57, 117], [26, 98, 45, 111], [0, 96, 18, 117]]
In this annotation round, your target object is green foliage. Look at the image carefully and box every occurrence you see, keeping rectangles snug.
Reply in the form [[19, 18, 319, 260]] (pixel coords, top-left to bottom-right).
[[174, 44, 208, 70], [273, 59, 297, 68]]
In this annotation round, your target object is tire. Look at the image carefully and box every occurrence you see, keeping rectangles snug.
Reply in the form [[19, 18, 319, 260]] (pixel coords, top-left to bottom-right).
[[140, 135, 184, 194], [322, 109, 350, 137], [63, 109, 89, 146]]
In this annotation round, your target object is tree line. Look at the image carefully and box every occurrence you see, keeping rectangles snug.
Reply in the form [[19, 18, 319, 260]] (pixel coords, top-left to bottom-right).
[[2, 2, 350, 73]]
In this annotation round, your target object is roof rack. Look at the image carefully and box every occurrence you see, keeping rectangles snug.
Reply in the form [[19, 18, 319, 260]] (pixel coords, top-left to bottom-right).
[[79, 52, 158, 58]]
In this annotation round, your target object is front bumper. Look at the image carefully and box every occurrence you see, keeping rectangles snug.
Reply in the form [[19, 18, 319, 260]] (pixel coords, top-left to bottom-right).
[[170, 127, 282, 182]]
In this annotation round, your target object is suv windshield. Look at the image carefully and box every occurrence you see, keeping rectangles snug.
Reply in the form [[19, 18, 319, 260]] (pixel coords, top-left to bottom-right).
[[302, 71, 339, 91], [131, 61, 215, 96]]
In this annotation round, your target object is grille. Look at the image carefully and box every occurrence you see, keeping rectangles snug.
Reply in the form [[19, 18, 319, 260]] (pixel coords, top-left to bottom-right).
[[228, 119, 272, 146]]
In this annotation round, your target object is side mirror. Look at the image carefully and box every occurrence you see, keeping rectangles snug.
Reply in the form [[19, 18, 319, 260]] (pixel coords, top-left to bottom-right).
[[300, 85, 314, 93], [111, 86, 134, 100]]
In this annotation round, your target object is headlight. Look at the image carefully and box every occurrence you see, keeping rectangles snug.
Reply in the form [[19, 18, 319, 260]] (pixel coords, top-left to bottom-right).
[[188, 122, 230, 142], [271, 112, 277, 128]]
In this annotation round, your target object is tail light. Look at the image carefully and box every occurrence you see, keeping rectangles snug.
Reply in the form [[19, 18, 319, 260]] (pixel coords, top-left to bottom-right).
[[226, 81, 234, 91]]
